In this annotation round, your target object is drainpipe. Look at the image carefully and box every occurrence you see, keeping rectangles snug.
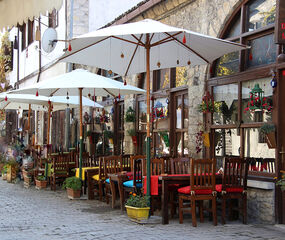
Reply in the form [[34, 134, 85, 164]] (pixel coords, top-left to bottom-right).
[[36, 17, 42, 83], [65, 0, 74, 151], [16, 28, 19, 87]]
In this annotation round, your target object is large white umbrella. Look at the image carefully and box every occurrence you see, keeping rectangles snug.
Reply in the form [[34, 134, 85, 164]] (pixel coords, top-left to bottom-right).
[[12, 69, 145, 179], [59, 18, 249, 197]]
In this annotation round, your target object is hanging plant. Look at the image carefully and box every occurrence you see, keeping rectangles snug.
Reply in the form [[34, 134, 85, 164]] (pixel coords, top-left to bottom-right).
[[244, 84, 273, 114], [103, 130, 113, 139], [125, 107, 136, 122], [158, 131, 170, 147], [198, 91, 221, 113]]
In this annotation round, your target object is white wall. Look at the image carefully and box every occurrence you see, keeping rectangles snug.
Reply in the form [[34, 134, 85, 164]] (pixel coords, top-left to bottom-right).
[[89, 0, 142, 31]]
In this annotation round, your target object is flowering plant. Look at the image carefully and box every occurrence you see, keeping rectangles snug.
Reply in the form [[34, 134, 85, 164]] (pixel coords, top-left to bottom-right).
[[244, 94, 272, 113], [125, 192, 150, 208]]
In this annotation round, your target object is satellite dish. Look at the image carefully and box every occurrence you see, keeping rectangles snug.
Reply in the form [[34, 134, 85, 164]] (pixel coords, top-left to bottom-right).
[[42, 28, 57, 53]]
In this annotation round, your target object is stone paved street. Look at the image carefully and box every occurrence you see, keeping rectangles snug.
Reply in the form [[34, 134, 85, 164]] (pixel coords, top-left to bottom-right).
[[0, 179, 285, 240]]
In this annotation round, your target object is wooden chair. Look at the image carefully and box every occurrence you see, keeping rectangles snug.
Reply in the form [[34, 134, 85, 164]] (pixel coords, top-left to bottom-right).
[[122, 154, 132, 171], [50, 153, 69, 191], [216, 157, 248, 224], [178, 158, 217, 227], [170, 157, 190, 174]]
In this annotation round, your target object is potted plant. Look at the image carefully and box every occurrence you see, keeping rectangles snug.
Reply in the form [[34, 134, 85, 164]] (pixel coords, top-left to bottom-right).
[[35, 175, 47, 189], [127, 128, 137, 145], [62, 176, 82, 199], [125, 192, 150, 222], [1, 164, 8, 180], [125, 107, 136, 122], [260, 123, 276, 148], [6, 158, 19, 183], [276, 172, 285, 191]]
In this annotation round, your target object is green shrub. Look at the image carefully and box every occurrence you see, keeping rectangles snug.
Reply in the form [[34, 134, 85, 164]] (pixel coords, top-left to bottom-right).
[[125, 107, 136, 122], [260, 123, 275, 134], [37, 175, 46, 181], [126, 193, 150, 208], [62, 177, 82, 190]]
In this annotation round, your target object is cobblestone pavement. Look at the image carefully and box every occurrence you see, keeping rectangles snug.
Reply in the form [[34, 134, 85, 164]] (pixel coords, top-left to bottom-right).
[[1, 179, 285, 240]]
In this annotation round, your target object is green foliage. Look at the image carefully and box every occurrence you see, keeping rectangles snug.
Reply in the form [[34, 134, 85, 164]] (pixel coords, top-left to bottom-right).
[[126, 193, 150, 208], [1, 164, 8, 174], [62, 177, 82, 190], [86, 130, 92, 137], [127, 128, 136, 136], [198, 101, 221, 113], [276, 173, 285, 191], [7, 158, 18, 167], [260, 123, 275, 135], [103, 130, 113, 139], [37, 175, 46, 181], [125, 107, 136, 122]]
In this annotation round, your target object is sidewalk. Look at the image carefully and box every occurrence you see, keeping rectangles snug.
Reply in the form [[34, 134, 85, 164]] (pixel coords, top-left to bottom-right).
[[0, 179, 284, 240]]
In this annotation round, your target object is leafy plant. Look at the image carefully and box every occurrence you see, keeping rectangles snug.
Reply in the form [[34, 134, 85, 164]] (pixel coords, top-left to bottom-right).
[[126, 192, 150, 208], [127, 128, 137, 137], [260, 123, 275, 135], [276, 173, 285, 191], [104, 130, 113, 139], [62, 176, 82, 190], [36, 175, 46, 181], [125, 107, 136, 122]]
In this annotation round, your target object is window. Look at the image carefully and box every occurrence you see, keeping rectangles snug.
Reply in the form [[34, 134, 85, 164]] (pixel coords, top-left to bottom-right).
[[20, 23, 26, 51], [27, 20, 34, 45], [49, 9, 58, 28]]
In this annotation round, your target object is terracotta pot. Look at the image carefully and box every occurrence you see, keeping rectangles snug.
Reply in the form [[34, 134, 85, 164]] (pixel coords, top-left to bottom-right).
[[266, 132, 276, 149], [66, 188, 81, 199], [35, 179, 47, 189]]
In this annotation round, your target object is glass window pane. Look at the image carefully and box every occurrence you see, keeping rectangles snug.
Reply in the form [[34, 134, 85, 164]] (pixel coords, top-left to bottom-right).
[[244, 128, 275, 158], [153, 98, 169, 130], [242, 78, 273, 123], [213, 84, 239, 125], [246, 34, 276, 69], [154, 132, 170, 157], [176, 132, 182, 156], [215, 51, 239, 77], [175, 67, 188, 87], [184, 96, 189, 129], [183, 132, 189, 156], [225, 13, 241, 38], [157, 69, 170, 90], [176, 96, 182, 129], [215, 129, 240, 167], [246, 0, 276, 32], [138, 101, 147, 131]]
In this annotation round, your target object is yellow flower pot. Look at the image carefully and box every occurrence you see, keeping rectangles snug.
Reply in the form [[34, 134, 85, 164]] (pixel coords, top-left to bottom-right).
[[125, 205, 150, 222]]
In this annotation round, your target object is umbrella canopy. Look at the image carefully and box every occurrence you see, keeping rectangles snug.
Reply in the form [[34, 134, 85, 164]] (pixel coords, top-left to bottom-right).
[[12, 69, 145, 97], [60, 19, 248, 76], [58, 18, 249, 197], [0, 93, 103, 110]]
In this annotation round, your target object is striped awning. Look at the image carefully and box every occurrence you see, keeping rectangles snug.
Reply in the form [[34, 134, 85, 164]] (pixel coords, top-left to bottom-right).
[[0, 0, 63, 30]]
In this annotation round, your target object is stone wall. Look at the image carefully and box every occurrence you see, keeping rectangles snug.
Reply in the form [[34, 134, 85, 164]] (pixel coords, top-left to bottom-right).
[[247, 188, 275, 224]]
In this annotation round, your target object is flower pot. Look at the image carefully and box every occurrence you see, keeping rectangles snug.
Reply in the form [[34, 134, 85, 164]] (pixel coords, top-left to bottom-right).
[[125, 205, 150, 222], [132, 136, 137, 146], [35, 179, 47, 189], [266, 132, 276, 149], [66, 188, 81, 199]]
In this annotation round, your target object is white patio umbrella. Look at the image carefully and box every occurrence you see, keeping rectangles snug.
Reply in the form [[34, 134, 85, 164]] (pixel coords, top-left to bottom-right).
[[12, 69, 145, 179], [59, 18, 249, 196]]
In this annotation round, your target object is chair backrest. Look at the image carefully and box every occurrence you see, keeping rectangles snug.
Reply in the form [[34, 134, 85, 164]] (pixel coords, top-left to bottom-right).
[[190, 158, 216, 192], [151, 158, 165, 175], [51, 153, 69, 175], [130, 155, 146, 172], [103, 155, 123, 176], [170, 157, 190, 174], [223, 157, 248, 190], [132, 156, 146, 192], [122, 154, 132, 171]]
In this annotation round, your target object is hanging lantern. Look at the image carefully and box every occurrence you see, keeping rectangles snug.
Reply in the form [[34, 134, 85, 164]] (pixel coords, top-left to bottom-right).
[[271, 75, 277, 88], [182, 33, 186, 44], [68, 42, 72, 51], [36, 90, 39, 97], [4, 96, 7, 101]]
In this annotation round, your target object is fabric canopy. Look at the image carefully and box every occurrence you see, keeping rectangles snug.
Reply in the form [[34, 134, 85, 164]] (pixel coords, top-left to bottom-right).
[[0, 0, 63, 29]]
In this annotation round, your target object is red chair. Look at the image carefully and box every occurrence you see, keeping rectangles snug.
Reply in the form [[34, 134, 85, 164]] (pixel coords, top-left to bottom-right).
[[178, 158, 217, 227], [216, 157, 248, 224]]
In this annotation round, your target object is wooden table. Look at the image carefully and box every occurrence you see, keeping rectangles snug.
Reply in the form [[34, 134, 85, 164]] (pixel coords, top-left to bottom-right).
[[159, 174, 222, 224]]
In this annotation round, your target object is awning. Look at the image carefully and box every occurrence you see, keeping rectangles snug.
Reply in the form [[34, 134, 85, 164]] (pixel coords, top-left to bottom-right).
[[0, 0, 63, 30]]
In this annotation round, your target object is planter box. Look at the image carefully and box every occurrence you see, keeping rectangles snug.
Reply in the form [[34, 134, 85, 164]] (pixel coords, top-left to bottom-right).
[[35, 179, 47, 190], [7, 165, 17, 183], [125, 205, 150, 222], [66, 188, 81, 199], [23, 175, 32, 188], [266, 132, 276, 149]]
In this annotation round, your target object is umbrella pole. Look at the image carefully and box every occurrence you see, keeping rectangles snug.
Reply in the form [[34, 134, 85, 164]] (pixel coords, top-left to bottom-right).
[[146, 34, 151, 197], [45, 101, 51, 180], [79, 88, 83, 180], [28, 104, 31, 144]]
